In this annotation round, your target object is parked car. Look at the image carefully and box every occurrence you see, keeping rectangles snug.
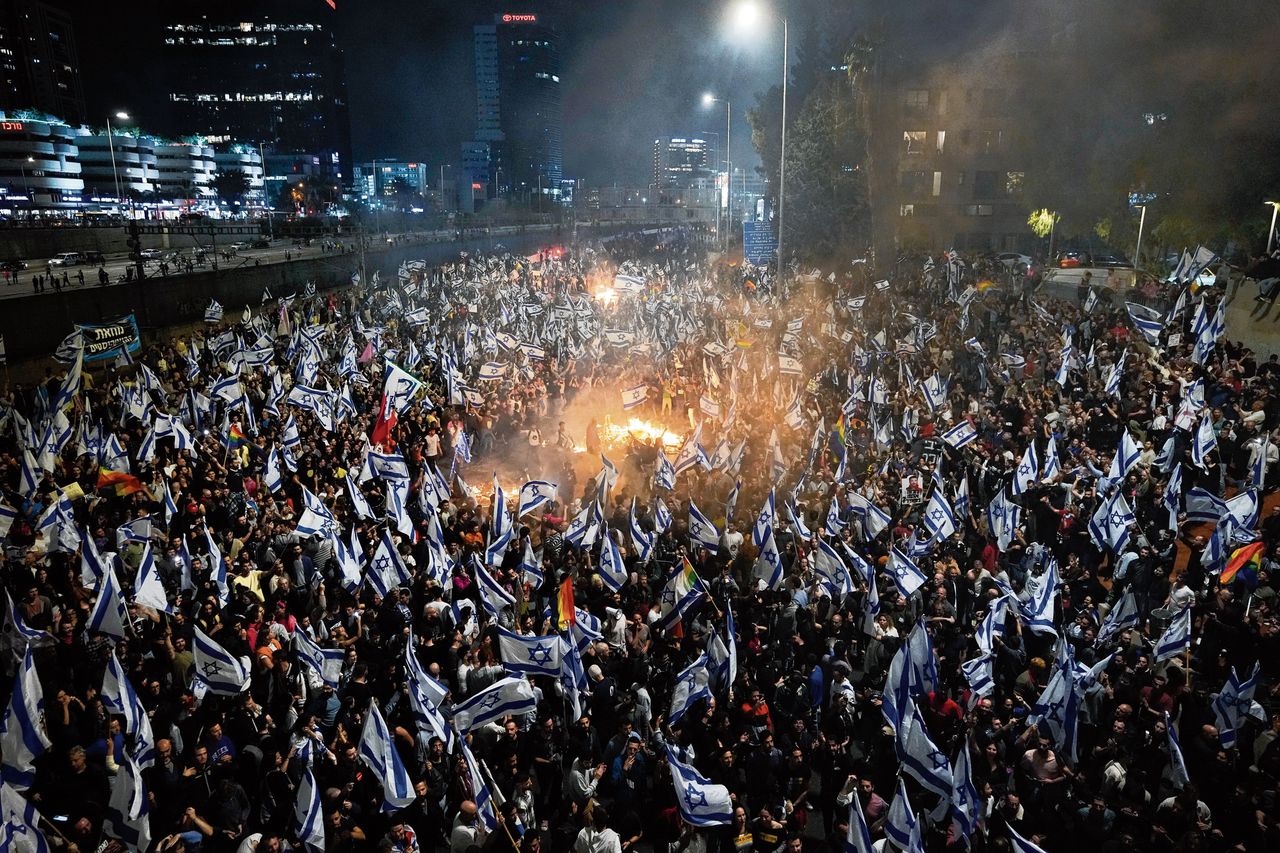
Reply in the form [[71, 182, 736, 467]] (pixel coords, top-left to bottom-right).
[[250, 238, 271, 249], [0, 259, 27, 272], [996, 252, 1034, 269], [139, 248, 163, 259], [1056, 251, 1092, 268], [50, 252, 83, 267], [1093, 253, 1132, 268], [178, 212, 205, 222]]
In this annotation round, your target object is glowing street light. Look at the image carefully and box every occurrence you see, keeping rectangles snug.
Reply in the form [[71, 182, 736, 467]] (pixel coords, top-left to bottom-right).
[[106, 110, 132, 208], [725, 0, 787, 274]]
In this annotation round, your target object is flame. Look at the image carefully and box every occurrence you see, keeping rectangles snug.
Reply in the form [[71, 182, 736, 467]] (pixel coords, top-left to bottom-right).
[[598, 417, 684, 453]]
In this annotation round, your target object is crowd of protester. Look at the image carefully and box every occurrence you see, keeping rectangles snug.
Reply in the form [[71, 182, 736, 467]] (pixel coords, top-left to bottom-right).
[[0, 226, 1278, 853]]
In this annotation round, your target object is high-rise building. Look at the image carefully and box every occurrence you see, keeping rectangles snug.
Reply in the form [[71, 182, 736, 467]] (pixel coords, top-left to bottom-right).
[[469, 11, 562, 199], [652, 137, 711, 190], [352, 160, 430, 203], [161, 1, 352, 184], [0, 0, 85, 125]]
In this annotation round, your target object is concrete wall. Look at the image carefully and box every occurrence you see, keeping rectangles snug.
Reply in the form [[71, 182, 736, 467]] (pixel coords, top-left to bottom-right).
[[0, 223, 594, 365], [0, 226, 226, 258]]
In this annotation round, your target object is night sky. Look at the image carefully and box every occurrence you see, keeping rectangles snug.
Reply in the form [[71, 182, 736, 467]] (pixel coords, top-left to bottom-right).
[[68, 0, 800, 185]]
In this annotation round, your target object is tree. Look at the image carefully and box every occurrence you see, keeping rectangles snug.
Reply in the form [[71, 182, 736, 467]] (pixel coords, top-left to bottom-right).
[[213, 169, 250, 204], [776, 78, 870, 262]]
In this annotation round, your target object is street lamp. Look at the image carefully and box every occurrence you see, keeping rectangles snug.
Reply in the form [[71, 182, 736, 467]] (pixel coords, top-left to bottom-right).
[[106, 111, 129, 211], [1133, 204, 1147, 269], [17, 155, 33, 208], [703, 93, 732, 253], [1266, 201, 1279, 256], [728, 0, 787, 274]]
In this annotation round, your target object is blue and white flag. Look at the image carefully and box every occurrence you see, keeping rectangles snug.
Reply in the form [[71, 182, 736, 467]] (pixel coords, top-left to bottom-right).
[[192, 625, 251, 695], [895, 701, 953, 816], [666, 745, 733, 827], [754, 532, 785, 590], [688, 501, 720, 553], [942, 419, 978, 449], [1192, 411, 1218, 468], [1153, 606, 1192, 662], [1211, 663, 1266, 749], [630, 498, 655, 564], [887, 546, 928, 598], [1109, 428, 1142, 481], [1008, 824, 1049, 853], [1020, 558, 1059, 637], [812, 539, 854, 598], [1030, 643, 1080, 762], [358, 700, 416, 811], [962, 653, 995, 698], [951, 739, 982, 841], [478, 362, 506, 381], [295, 631, 343, 689], [1011, 443, 1039, 495], [498, 628, 562, 677], [405, 639, 454, 751], [656, 560, 707, 631], [452, 676, 537, 734], [1096, 589, 1140, 647], [1126, 301, 1165, 344], [132, 543, 170, 614], [598, 529, 630, 592], [1088, 490, 1134, 554], [86, 564, 129, 641], [654, 497, 672, 534], [294, 765, 325, 853], [367, 529, 411, 598], [1164, 711, 1190, 789], [458, 734, 498, 832], [0, 648, 50, 791], [0, 781, 50, 853], [884, 777, 918, 851], [102, 651, 156, 769], [752, 490, 776, 547], [654, 452, 678, 491], [516, 480, 558, 519], [102, 755, 150, 852], [621, 384, 649, 409], [474, 558, 516, 618], [923, 488, 957, 541], [669, 654, 712, 725]]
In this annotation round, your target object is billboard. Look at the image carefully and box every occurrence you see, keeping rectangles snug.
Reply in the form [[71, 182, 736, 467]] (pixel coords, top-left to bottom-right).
[[742, 221, 778, 265], [78, 314, 142, 362]]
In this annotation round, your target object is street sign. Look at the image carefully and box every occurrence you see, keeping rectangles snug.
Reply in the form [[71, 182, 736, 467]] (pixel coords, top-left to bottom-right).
[[742, 221, 777, 265]]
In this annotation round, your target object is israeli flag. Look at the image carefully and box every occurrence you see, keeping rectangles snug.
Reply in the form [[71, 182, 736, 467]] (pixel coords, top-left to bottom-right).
[[1041, 437, 1061, 480], [954, 474, 970, 519], [1192, 411, 1218, 468], [367, 529, 410, 598], [942, 420, 978, 449], [752, 490, 776, 547], [1109, 428, 1142, 481], [345, 472, 376, 520], [778, 355, 803, 375], [0, 648, 51, 791], [452, 676, 537, 734], [86, 564, 129, 641], [102, 754, 150, 852], [132, 543, 170, 615], [517, 480, 558, 518], [655, 453, 678, 491], [887, 546, 928, 598], [458, 734, 499, 832], [405, 638, 454, 752], [0, 781, 51, 853], [564, 500, 600, 550], [951, 737, 982, 841], [1088, 491, 1134, 554], [295, 631, 343, 689], [474, 558, 516, 618], [669, 654, 712, 725], [895, 700, 954, 813], [666, 745, 733, 827], [1020, 558, 1059, 637], [478, 361, 506, 381], [753, 532, 785, 590], [1211, 663, 1267, 749], [923, 488, 957, 541], [1030, 646, 1080, 762], [192, 625, 251, 695], [204, 299, 224, 323], [621, 384, 649, 409], [1125, 301, 1165, 344], [293, 764, 325, 853], [1105, 350, 1126, 398], [1011, 443, 1039, 495], [498, 627, 562, 677], [1095, 589, 1140, 647], [358, 701, 416, 811], [962, 653, 995, 698], [785, 499, 812, 540], [1008, 824, 1050, 853], [596, 528, 629, 591], [629, 499, 655, 564], [1164, 711, 1190, 789], [1153, 605, 1192, 662], [688, 501, 720, 553], [884, 777, 918, 850]]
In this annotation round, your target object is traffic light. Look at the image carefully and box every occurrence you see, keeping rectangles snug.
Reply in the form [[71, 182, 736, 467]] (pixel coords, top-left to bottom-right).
[[126, 221, 142, 264]]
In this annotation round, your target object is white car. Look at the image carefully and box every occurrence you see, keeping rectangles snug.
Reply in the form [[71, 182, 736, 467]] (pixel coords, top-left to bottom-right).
[[49, 252, 82, 266], [996, 252, 1034, 269], [139, 249, 163, 259]]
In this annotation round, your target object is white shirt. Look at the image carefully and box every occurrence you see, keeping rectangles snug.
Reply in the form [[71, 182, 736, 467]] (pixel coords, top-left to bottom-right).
[[574, 826, 623, 853]]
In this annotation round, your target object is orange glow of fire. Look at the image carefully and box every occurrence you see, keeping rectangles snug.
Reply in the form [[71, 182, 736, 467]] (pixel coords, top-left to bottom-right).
[[598, 417, 684, 453]]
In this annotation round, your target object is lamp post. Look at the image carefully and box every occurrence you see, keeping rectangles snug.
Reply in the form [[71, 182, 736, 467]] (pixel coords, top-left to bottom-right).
[[1266, 201, 1279, 256], [729, 1, 786, 274], [703, 93, 732, 253], [106, 111, 129, 210], [18, 155, 32, 213], [1047, 210, 1059, 264], [1134, 204, 1147, 269]]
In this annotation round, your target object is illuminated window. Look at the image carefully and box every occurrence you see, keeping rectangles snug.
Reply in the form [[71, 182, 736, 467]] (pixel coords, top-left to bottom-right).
[[903, 131, 926, 155], [900, 204, 914, 217], [1005, 171, 1024, 196]]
